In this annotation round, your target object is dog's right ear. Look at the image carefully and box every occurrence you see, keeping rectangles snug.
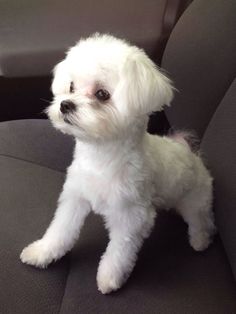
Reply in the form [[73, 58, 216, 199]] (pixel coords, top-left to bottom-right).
[[51, 60, 71, 95]]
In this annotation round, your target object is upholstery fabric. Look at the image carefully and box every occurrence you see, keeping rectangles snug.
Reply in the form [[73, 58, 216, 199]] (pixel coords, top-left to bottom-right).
[[201, 80, 236, 279], [0, 120, 74, 172], [0, 0, 171, 77], [0, 119, 236, 313], [60, 213, 236, 314], [162, 0, 236, 281], [162, 0, 236, 138], [0, 156, 69, 314], [1, 0, 236, 311]]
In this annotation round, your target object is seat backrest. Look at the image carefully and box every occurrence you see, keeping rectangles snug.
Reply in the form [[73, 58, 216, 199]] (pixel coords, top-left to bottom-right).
[[162, 0, 236, 138], [0, 0, 189, 78], [0, 0, 190, 124], [162, 0, 236, 278]]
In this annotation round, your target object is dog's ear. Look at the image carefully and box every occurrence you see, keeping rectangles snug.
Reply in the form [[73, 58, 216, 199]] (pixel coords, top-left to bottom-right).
[[117, 50, 174, 116], [51, 60, 71, 95]]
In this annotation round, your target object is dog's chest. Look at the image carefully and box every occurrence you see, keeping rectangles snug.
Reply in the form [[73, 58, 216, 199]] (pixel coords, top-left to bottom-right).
[[71, 158, 129, 211], [82, 170, 113, 198], [70, 142, 150, 212]]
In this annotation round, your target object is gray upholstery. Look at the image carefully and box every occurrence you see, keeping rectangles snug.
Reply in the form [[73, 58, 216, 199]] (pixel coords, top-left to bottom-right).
[[0, 120, 73, 172], [162, 0, 236, 281], [0, 120, 236, 313], [1, 0, 236, 312], [0, 0, 181, 77], [0, 93, 235, 309], [201, 80, 236, 279], [0, 154, 68, 314], [162, 0, 236, 138], [60, 214, 236, 314]]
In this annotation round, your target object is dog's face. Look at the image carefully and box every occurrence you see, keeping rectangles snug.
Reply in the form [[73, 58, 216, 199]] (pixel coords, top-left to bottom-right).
[[47, 34, 173, 141]]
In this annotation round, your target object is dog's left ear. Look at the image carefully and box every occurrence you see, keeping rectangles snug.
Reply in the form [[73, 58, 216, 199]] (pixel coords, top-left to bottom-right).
[[117, 50, 174, 115]]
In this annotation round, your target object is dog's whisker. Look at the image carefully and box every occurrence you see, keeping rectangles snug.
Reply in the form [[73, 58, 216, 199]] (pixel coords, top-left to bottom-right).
[[40, 98, 51, 104]]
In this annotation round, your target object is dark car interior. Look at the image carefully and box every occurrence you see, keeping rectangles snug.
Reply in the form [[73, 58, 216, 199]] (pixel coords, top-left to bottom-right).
[[0, 0, 235, 313]]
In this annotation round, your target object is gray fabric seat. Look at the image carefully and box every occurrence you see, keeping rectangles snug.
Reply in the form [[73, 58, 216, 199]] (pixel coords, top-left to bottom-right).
[[0, 121, 236, 314], [0, 0, 184, 77], [0, 152, 68, 314], [162, 0, 236, 279], [1, 0, 236, 313]]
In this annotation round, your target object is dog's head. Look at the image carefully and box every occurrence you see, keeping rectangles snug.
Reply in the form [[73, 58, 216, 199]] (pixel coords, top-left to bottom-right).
[[47, 33, 174, 141]]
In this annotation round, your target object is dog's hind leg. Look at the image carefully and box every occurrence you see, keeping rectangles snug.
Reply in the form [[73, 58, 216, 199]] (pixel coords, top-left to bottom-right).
[[176, 184, 216, 251]]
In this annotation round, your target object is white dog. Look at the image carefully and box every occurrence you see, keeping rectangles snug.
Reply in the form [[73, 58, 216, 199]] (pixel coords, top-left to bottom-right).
[[20, 33, 216, 294]]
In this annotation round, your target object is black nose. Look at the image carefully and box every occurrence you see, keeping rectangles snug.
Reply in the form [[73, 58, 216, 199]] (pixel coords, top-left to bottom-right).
[[60, 100, 76, 114]]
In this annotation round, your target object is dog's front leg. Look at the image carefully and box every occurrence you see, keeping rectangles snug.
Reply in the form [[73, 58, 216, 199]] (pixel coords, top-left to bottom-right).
[[97, 205, 155, 294], [20, 181, 90, 268]]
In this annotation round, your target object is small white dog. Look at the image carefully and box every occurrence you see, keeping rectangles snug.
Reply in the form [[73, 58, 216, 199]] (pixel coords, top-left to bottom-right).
[[20, 34, 216, 294]]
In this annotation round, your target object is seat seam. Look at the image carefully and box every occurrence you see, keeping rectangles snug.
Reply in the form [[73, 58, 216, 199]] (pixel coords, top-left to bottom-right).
[[201, 78, 236, 142], [0, 153, 66, 174], [58, 256, 72, 314]]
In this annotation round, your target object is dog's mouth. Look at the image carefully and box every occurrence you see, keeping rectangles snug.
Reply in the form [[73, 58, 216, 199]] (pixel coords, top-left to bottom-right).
[[63, 115, 73, 125], [60, 111, 76, 125], [59, 110, 87, 134], [62, 113, 82, 130]]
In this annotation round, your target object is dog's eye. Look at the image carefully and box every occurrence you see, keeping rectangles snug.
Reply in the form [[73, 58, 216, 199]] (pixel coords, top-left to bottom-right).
[[95, 89, 110, 101], [70, 82, 74, 93]]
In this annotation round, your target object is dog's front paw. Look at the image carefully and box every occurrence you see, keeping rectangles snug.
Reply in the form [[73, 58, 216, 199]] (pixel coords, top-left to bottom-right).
[[97, 260, 124, 294], [97, 270, 121, 295], [20, 240, 54, 268]]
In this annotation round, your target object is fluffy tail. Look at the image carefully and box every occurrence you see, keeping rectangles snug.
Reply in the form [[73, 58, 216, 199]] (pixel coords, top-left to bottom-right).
[[167, 129, 200, 154]]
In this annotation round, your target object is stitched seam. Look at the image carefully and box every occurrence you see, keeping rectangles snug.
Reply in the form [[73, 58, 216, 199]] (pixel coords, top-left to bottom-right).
[[58, 257, 71, 314], [0, 153, 66, 174], [201, 78, 236, 142]]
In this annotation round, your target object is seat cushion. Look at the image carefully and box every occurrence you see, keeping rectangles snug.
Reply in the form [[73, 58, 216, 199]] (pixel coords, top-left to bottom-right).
[[0, 120, 236, 313], [0, 156, 69, 314], [0, 119, 74, 172], [60, 213, 236, 314]]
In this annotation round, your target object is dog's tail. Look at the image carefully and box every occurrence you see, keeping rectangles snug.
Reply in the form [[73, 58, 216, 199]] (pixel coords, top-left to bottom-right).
[[167, 129, 200, 154]]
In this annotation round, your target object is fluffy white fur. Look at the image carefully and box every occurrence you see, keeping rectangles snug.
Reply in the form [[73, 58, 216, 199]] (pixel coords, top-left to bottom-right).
[[20, 34, 216, 294]]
